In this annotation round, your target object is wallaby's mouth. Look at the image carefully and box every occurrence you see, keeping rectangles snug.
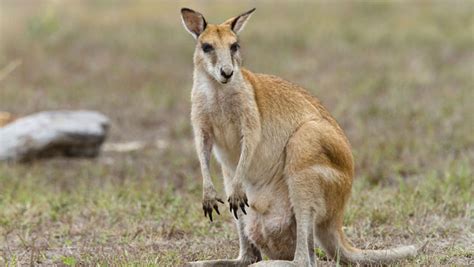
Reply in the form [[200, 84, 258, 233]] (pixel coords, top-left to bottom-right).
[[219, 77, 231, 84], [218, 67, 234, 84]]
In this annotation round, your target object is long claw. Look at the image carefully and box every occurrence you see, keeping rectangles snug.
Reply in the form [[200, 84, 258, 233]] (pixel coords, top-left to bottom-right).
[[209, 210, 213, 222], [203, 207, 208, 218], [214, 204, 220, 215], [244, 198, 249, 207], [233, 206, 239, 220], [217, 198, 224, 204], [240, 203, 247, 215]]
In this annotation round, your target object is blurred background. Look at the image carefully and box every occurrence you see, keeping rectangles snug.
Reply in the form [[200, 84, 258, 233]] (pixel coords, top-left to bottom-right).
[[0, 0, 472, 265]]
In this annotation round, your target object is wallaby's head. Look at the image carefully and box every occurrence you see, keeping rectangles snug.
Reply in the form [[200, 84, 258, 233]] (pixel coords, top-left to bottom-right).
[[181, 8, 255, 84]]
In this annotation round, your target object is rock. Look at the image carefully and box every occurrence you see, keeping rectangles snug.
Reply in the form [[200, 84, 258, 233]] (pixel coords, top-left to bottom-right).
[[0, 110, 109, 161]]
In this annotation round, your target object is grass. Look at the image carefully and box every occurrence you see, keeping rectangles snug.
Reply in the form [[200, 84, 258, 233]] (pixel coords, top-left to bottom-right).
[[0, 0, 473, 265]]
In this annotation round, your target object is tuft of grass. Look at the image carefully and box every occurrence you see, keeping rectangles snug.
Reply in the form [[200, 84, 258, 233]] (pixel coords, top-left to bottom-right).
[[61, 256, 77, 266], [27, 7, 60, 40]]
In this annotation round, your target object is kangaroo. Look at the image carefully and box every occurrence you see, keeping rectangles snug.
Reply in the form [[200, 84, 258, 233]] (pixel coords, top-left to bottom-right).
[[181, 7, 418, 267]]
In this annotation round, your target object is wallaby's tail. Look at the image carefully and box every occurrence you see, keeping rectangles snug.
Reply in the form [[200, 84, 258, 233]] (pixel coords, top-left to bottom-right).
[[317, 227, 418, 265]]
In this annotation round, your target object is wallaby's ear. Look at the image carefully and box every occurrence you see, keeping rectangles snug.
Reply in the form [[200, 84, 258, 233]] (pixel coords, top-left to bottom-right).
[[181, 8, 207, 39], [223, 8, 256, 35]]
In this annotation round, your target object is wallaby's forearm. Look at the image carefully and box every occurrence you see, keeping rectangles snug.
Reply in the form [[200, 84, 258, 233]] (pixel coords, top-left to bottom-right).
[[232, 124, 260, 186], [232, 89, 261, 185], [195, 128, 214, 190], [227, 100, 261, 219], [194, 124, 224, 221]]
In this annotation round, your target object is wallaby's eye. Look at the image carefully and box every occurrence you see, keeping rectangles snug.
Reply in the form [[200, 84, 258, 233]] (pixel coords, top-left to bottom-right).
[[202, 43, 214, 53], [230, 42, 240, 53]]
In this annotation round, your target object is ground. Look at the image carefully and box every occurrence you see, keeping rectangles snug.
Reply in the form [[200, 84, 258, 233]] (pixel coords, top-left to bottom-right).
[[0, 1, 473, 266]]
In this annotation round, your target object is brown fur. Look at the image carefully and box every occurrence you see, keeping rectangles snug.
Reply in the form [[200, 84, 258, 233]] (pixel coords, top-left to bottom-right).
[[181, 8, 418, 267]]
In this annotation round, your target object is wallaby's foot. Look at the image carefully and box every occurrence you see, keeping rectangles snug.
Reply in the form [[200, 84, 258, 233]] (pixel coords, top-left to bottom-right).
[[188, 259, 256, 267], [227, 182, 249, 220]]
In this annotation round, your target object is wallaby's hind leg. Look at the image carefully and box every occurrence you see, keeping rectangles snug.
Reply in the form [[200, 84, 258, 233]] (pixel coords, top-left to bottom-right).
[[235, 215, 262, 263], [253, 121, 338, 267], [250, 170, 318, 267], [285, 169, 324, 267]]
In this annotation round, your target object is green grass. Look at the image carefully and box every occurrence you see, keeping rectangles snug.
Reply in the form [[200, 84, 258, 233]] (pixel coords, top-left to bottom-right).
[[0, 1, 473, 265]]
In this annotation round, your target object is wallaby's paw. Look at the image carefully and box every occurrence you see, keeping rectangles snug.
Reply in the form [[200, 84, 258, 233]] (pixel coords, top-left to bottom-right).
[[227, 183, 249, 219], [202, 187, 224, 222]]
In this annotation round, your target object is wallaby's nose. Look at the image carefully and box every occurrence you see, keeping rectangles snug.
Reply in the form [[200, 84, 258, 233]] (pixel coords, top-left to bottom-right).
[[220, 67, 233, 79]]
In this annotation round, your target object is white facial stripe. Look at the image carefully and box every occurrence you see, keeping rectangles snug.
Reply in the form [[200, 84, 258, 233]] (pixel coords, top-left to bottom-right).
[[216, 49, 233, 68]]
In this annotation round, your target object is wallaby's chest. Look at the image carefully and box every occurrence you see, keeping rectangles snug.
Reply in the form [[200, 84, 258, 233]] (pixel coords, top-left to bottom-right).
[[209, 95, 239, 124], [200, 86, 241, 129], [210, 104, 240, 149], [199, 88, 243, 167]]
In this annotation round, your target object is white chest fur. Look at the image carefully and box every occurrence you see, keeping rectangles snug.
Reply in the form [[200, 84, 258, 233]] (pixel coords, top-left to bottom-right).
[[193, 74, 244, 170]]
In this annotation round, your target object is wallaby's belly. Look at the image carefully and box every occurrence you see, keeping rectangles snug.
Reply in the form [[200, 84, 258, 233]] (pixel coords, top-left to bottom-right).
[[244, 177, 296, 260]]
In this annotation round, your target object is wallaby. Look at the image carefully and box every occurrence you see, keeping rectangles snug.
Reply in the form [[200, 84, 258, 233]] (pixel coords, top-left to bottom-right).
[[181, 7, 418, 267]]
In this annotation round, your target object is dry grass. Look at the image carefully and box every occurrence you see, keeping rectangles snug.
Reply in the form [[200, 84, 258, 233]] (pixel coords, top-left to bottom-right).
[[0, 1, 473, 266]]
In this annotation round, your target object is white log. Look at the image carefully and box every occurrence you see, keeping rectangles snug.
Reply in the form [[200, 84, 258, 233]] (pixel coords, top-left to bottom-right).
[[0, 110, 109, 161]]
